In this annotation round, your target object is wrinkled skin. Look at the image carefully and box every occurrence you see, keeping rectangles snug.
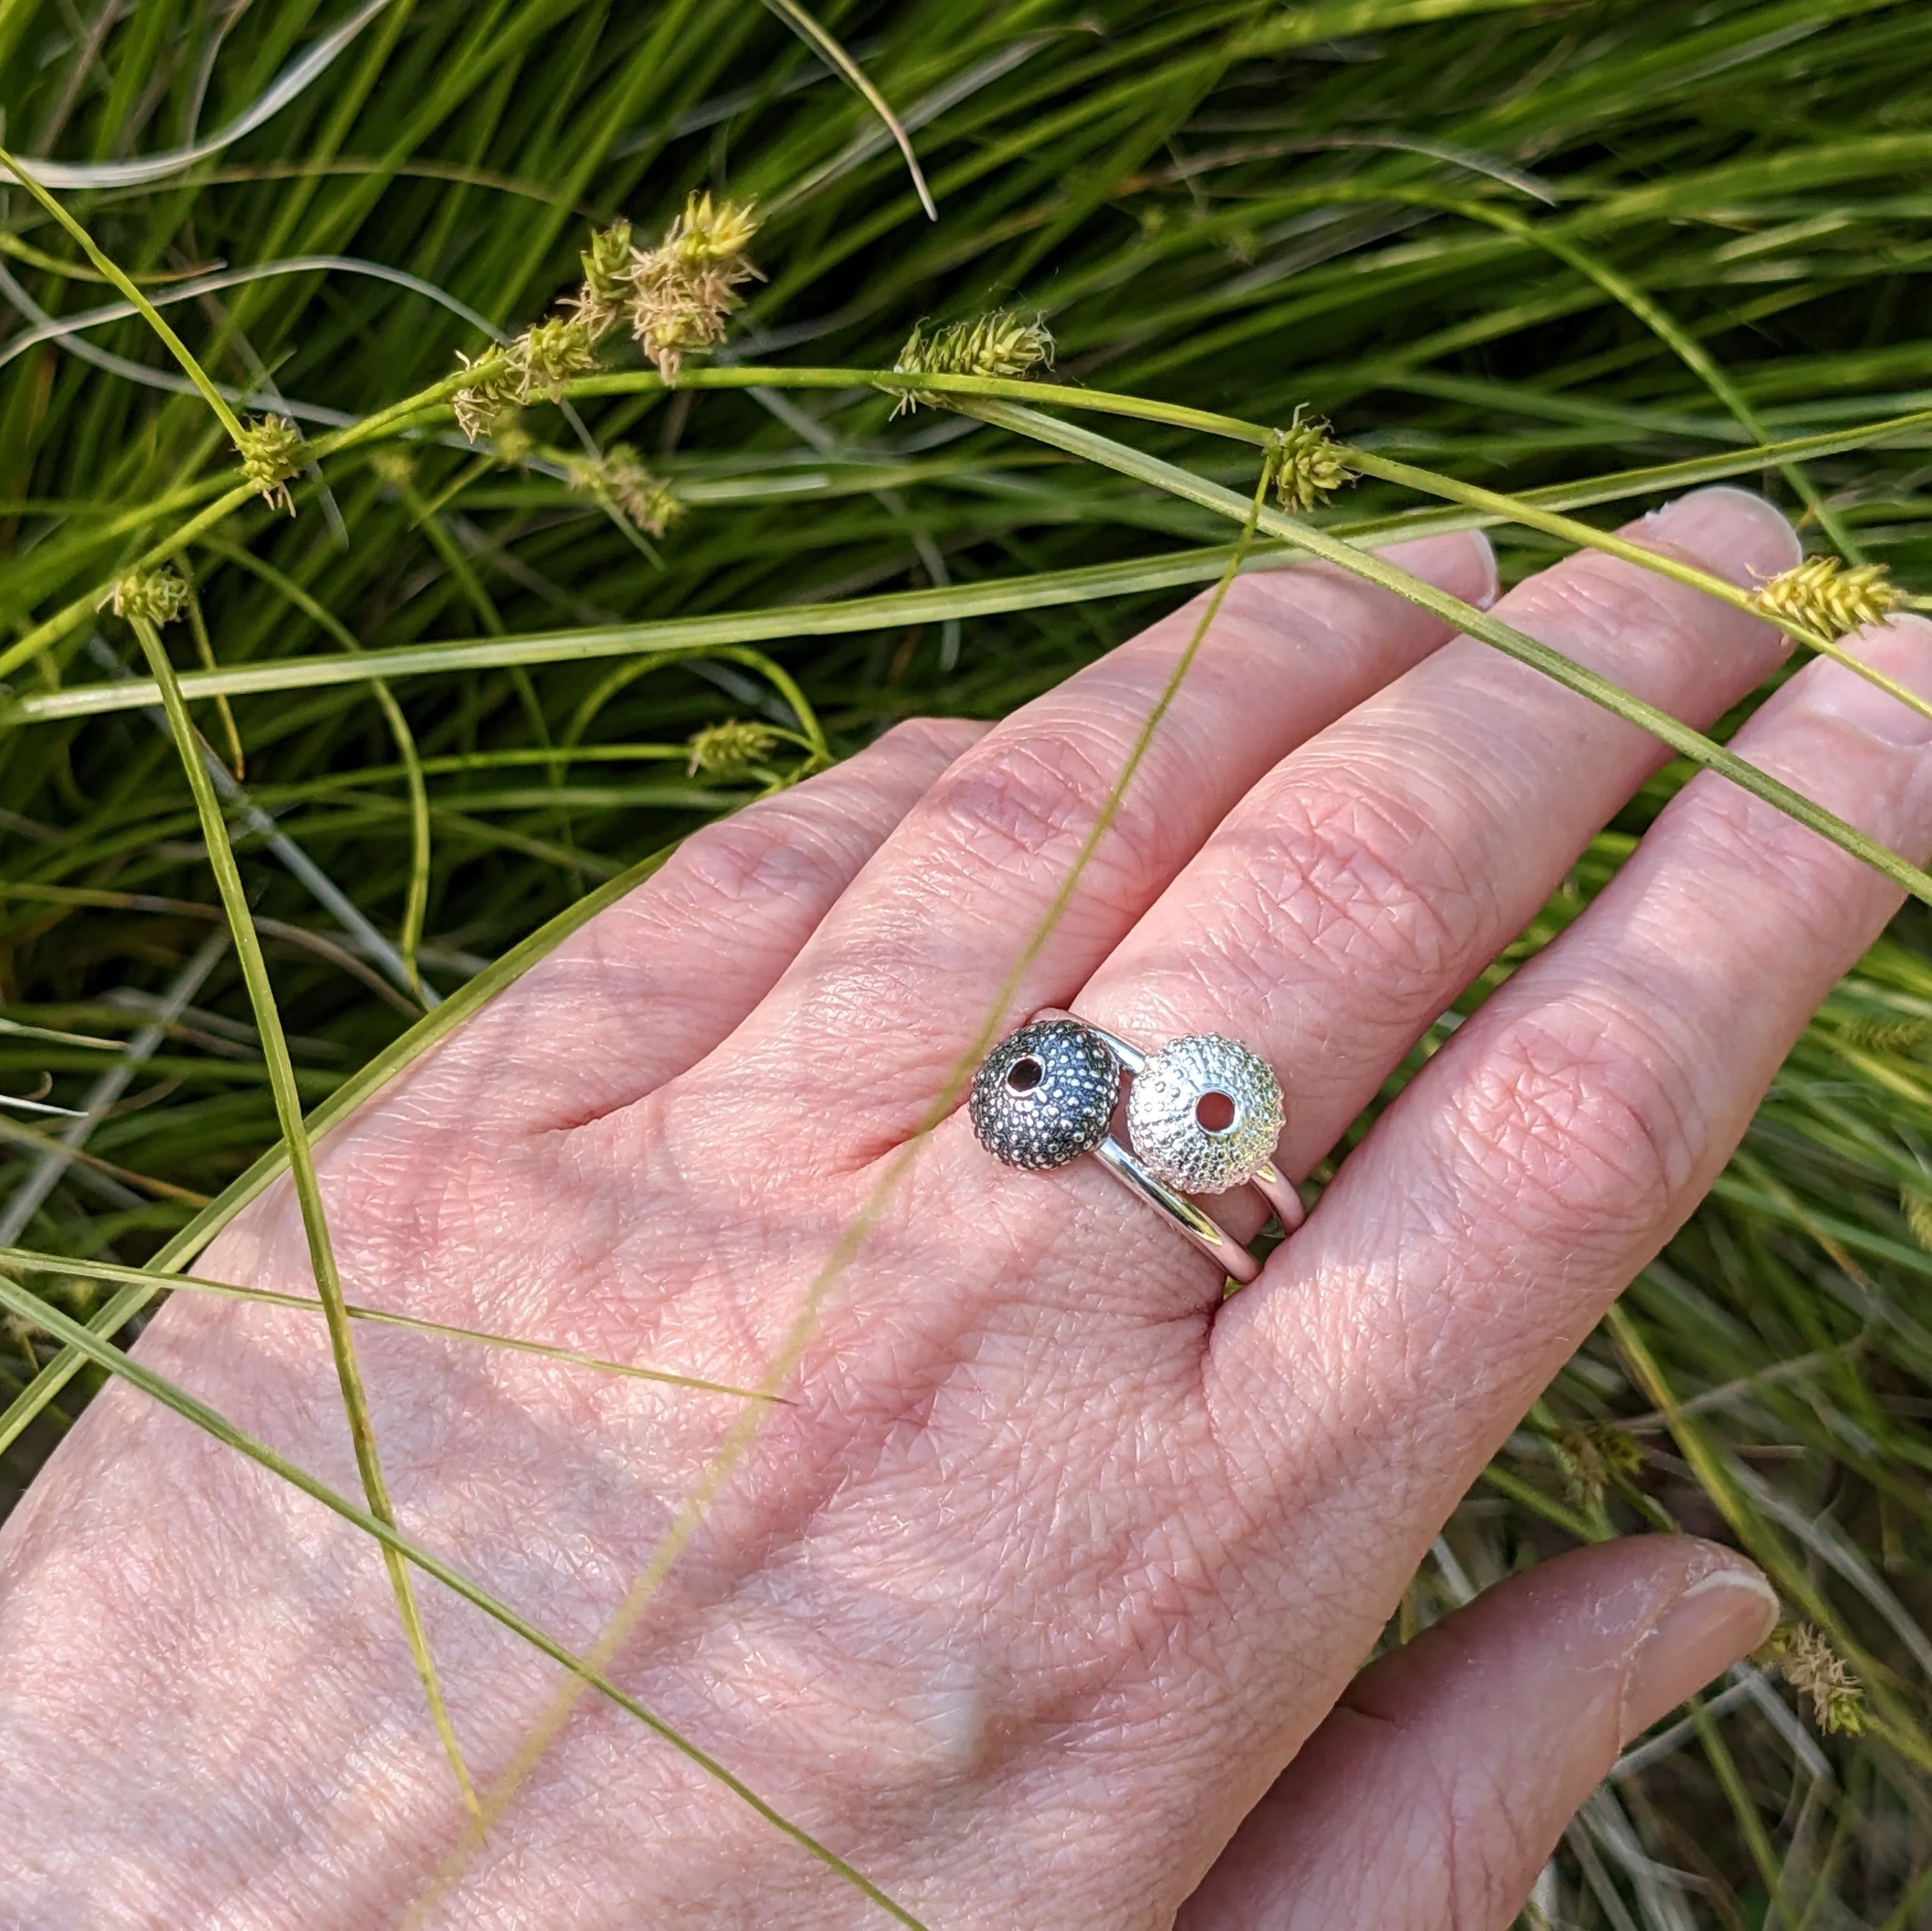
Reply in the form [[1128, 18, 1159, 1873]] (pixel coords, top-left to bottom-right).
[[4, 487, 1928, 1930]]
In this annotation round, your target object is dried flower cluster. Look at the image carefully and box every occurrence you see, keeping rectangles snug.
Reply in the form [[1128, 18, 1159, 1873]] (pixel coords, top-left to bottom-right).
[[1757, 1622, 1866, 1734], [889, 311, 1055, 415], [567, 444, 682, 538], [1549, 1425, 1646, 1511], [627, 192, 762, 385], [1752, 555, 1903, 639], [103, 564, 191, 626], [564, 219, 635, 340], [687, 719, 781, 777], [236, 414, 303, 514], [1268, 411, 1352, 514], [453, 195, 762, 442]]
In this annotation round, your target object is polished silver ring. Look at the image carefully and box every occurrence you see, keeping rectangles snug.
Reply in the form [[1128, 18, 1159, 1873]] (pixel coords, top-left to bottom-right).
[[969, 1010, 1301, 1285]]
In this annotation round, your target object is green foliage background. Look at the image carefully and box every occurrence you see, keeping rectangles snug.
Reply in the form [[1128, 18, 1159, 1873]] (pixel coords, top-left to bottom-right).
[[3, 0, 1931, 1923]]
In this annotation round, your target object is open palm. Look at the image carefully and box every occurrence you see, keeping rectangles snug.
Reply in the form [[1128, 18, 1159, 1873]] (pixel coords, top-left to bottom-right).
[[5, 484, 1927, 1929]]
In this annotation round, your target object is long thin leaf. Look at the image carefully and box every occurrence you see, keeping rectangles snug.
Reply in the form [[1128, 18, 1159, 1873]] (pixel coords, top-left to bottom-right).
[[0, 1271, 924, 1931], [0, 149, 246, 443], [964, 400, 1932, 912], [124, 611, 478, 1817], [0, 1248, 781, 1401], [758, 0, 938, 220]]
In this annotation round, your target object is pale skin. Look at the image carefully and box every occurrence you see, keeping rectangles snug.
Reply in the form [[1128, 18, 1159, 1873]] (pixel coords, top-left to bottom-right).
[[4, 485, 1931, 1929]]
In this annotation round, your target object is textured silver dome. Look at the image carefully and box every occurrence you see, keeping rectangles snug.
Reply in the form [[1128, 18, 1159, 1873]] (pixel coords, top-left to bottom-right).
[[1124, 1033, 1283, 1194], [970, 1019, 1122, 1170]]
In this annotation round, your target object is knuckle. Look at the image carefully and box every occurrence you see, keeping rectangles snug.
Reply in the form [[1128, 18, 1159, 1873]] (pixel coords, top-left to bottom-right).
[[664, 804, 839, 911], [1679, 777, 1877, 943], [1208, 772, 1494, 1013], [917, 722, 1181, 892], [873, 714, 985, 772], [1447, 996, 1700, 1246]]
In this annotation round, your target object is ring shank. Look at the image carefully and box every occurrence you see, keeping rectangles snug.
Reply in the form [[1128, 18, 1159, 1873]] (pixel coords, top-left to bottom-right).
[[1089, 1133, 1263, 1285], [1036, 1007, 1303, 1285]]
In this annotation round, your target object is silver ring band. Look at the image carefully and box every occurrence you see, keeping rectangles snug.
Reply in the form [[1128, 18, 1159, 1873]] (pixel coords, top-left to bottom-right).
[[969, 1010, 1302, 1286]]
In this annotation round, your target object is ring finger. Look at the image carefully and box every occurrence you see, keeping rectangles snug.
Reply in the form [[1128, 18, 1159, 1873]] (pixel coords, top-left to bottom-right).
[[1065, 485, 1799, 1295]]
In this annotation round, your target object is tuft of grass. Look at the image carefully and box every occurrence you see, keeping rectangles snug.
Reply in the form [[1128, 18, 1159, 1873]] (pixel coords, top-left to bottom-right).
[[2, 1, 1931, 1923]]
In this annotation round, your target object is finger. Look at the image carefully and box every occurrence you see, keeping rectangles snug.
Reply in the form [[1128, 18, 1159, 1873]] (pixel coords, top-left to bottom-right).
[[1216, 615, 1932, 1600], [1078, 487, 1799, 1225], [1178, 1538, 1778, 1931], [410, 717, 987, 1133], [739, 533, 1498, 1135]]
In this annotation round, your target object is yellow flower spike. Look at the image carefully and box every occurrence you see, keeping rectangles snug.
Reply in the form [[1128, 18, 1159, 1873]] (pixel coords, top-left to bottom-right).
[[566, 220, 634, 342], [512, 316, 601, 402], [1266, 409, 1353, 515], [567, 445, 682, 538], [626, 193, 763, 385], [236, 414, 304, 515], [687, 719, 781, 777], [889, 311, 1055, 416], [103, 565, 191, 626], [451, 349, 518, 443], [1756, 1622, 1867, 1735], [1753, 554, 1904, 639]]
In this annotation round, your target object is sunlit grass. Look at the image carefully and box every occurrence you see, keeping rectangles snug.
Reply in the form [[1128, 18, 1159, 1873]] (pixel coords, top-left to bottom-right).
[[3, 1, 1931, 1923]]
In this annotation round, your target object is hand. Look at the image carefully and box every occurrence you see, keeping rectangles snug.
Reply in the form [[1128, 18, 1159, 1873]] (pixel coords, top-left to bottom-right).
[[5, 486, 1926, 1930]]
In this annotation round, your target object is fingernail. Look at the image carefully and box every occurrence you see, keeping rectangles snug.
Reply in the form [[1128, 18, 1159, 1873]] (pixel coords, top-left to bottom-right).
[[1800, 614, 1932, 749], [1621, 1555, 1779, 1744], [1635, 485, 1802, 590], [1379, 528, 1498, 609]]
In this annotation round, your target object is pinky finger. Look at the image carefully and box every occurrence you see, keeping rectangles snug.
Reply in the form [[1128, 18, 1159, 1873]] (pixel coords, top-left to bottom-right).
[[1179, 1538, 1777, 1931], [413, 717, 988, 1133]]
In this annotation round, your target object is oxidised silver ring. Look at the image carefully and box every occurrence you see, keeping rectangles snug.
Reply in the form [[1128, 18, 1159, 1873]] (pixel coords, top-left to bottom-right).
[[969, 1010, 1301, 1285]]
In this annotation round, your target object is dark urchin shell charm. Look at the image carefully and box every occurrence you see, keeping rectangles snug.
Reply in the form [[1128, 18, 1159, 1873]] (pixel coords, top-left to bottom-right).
[[970, 1019, 1121, 1170]]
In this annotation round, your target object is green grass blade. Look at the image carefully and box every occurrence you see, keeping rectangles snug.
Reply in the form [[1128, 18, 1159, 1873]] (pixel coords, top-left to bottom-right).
[[0, 1248, 781, 1401], [758, 0, 937, 220], [0, 1271, 924, 1931], [966, 399, 1932, 912], [0, 148, 247, 445], [123, 611, 479, 1819]]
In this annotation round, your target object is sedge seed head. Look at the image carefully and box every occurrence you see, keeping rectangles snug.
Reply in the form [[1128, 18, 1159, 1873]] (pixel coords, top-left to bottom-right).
[[1758, 1622, 1866, 1735], [565, 219, 635, 341], [567, 443, 682, 538], [625, 193, 762, 384], [1902, 1186, 1932, 1251], [889, 311, 1055, 416], [490, 419, 536, 469], [1841, 1013, 1932, 1054], [105, 565, 191, 626], [236, 414, 303, 514], [1268, 410, 1351, 514], [452, 348, 518, 443], [687, 718, 781, 777], [1753, 556, 1903, 639], [513, 316, 601, 402], [1549, 1425, 1645, 1509], [666, 191, 762, 270]]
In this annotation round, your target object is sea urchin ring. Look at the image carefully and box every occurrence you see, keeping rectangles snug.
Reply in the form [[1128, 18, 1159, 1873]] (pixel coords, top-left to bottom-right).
[[969, 1010, 1302, 1285], [969, 1019, 1121, 1171], [1126, 1034, 1285, 1195]]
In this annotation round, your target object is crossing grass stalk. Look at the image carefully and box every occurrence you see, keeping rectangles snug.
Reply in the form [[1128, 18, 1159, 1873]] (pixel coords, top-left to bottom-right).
[[4, 1, 1932, 1923]]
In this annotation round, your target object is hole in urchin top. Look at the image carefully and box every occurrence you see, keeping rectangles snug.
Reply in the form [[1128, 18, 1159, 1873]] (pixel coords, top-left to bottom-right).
[[1006, 1055, 1045, 1094], [1195, 1090, 1237, 1134]]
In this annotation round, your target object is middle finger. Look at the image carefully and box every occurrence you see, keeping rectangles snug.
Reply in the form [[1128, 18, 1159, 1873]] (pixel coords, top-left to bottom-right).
[[1072, 485, 1798, 1276]]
